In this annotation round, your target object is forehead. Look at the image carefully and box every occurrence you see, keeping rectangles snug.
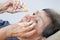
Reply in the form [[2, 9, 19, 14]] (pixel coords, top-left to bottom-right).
[[33, 10, 49, 17], [24, 10, 49, 20]]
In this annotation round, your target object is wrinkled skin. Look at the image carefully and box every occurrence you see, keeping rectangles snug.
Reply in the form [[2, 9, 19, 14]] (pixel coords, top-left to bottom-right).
[[7, 21, 36, 37], [15, 11, 52, 40], [20, 11, 52, 34], [6, 0, 25, 13], [0, 0, 28, 13], [0, 10, 52, 40], [1, 10, 51, 40]]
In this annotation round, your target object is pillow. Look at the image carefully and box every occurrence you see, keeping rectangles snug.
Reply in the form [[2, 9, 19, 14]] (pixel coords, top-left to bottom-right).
[[46, 31, 60, 40]]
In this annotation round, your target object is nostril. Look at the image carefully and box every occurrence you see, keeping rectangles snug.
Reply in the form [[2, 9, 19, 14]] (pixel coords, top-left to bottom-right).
[[33, 13, 35, 15]]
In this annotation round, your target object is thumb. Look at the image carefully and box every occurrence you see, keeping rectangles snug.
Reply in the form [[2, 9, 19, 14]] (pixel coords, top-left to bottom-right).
[[3, 1, 12, 10]]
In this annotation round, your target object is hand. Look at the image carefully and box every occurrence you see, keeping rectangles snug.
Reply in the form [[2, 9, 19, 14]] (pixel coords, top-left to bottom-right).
[[7, 21, 36, 38], [0, 0, 28, 13], [6, 0, 28, 13]]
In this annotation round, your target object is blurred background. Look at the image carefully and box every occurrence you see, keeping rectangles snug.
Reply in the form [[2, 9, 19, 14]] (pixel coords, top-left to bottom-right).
[[0, 0, 60, 24]]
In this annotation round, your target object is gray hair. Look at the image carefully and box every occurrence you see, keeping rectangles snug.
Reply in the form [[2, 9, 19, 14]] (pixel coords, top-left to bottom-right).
[[42, 8, 60, 38]]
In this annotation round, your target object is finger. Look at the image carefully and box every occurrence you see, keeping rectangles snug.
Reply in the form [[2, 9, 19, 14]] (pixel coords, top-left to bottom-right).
[[13, 0, 21, 10], [18, 2, 24, 9], [1, 1, 12, 10], [15, 8, 22, 12], [23, 22, 36, 32], [20, 14, 32, 22], [18, 20, 33, 27], [14, 29, 36, 38], [6, 7, 12, 13], [22, 29, 36, 37], [16, 0, 21, 6], [17, 0, 23, 9], [13, 22, 36, 34], [15, 7, 28, 12], [17, 2, 28, 12], [13, 0, 17, 9], [6, 6, 16, 13]]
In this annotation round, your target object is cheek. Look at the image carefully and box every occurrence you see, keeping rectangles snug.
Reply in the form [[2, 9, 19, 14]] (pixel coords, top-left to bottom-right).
[[36, 27, 45, 35], [35, 20, 45, 34]]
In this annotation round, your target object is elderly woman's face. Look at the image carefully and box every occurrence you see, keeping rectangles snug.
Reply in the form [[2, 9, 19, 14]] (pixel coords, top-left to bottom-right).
[[20, 10, 52, 35]]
